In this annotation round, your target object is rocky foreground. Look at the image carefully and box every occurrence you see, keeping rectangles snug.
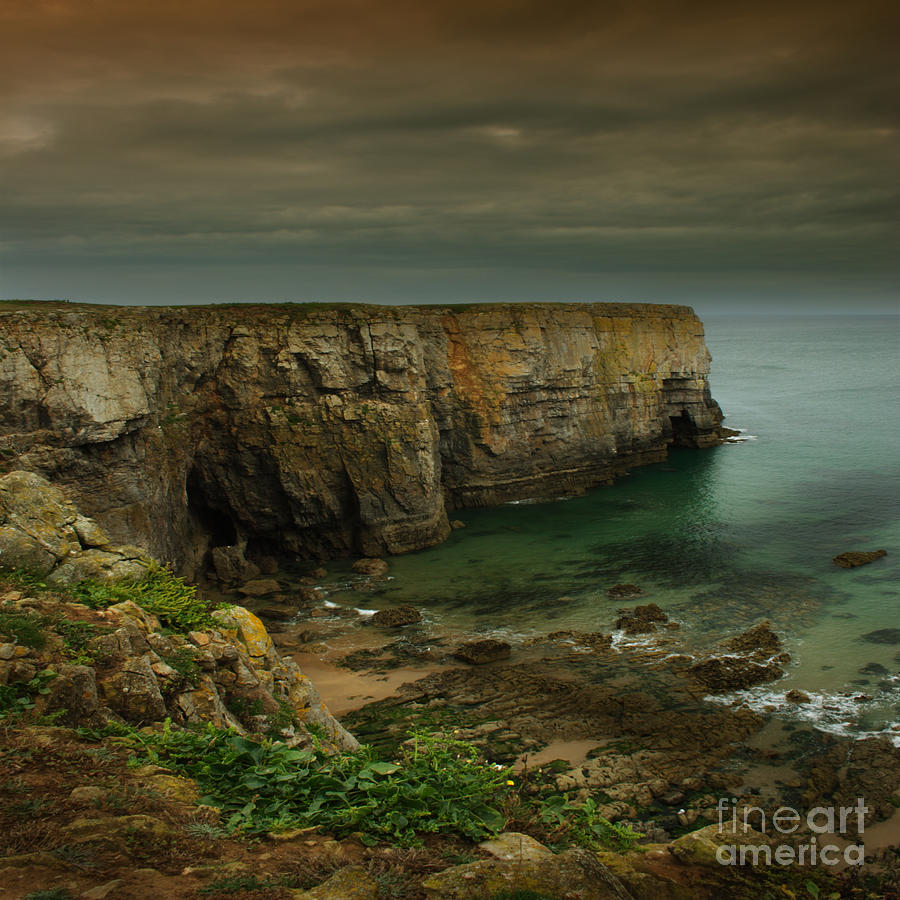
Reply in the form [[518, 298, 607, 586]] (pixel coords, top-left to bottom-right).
[[2, 470, 899, 898]]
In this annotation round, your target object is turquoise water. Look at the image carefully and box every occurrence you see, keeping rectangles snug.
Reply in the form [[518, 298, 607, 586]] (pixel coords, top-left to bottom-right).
[[319, 314, 900, 740]]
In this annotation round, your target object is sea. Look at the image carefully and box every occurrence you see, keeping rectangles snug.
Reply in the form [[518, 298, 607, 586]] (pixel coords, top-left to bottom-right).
[[312, 314, 900, 744]]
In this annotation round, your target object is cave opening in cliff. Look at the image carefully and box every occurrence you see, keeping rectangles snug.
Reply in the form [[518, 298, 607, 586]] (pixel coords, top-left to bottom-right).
[[186, 470, 237, 547], [669, 410, 700, 449]]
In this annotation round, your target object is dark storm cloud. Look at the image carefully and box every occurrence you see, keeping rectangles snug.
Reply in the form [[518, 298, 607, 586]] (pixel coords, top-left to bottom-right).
[[0, 0, 897, 308]]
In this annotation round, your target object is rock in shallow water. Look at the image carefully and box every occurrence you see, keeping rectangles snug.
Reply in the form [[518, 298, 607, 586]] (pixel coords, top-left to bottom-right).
[[832, 549, 887, 568], [452, 639, 511, 665], [615, 602, 668, 634], [352, 557, 389, 577], [785, 689, 811, 703], [687, 656, 785, 692], [371, 605, 422, 627], [860, 628, 900, 644], [721, 620, 782, 657], [608, 583, 643, 599]]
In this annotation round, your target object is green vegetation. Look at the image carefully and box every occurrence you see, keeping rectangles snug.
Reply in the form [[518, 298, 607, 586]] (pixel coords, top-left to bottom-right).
[[74, 721, 638, 853], [0, 607, 47, 649], [70, 565, 214, 631], [135, 725, 509, 845], [0, 669, 58, 725], [55, 617, 111, 665], [537, 793, 640, 852], [159, 647, 201, 685]]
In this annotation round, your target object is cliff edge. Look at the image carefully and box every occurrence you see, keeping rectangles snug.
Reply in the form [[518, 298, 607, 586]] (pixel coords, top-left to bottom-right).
[[0, 301, 725, 573]]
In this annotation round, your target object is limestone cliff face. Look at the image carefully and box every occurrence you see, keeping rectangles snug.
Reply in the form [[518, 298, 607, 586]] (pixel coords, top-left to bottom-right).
[[0, 302, 724, 571]]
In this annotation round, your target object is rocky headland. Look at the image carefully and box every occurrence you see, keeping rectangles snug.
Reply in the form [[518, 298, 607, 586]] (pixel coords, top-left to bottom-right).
[[1, 301, 727, 580]]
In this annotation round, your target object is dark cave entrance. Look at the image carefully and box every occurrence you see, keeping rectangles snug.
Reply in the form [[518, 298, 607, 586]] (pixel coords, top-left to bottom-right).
[[186, 470, 237, 547], [668, 410, 700, 448]]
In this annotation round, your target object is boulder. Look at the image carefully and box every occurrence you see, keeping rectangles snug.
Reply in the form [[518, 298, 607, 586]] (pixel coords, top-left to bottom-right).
[[785, 689, 811, 704], [210, 544, 260, 584], [421, 848, 633, 899], [47, 547, 150, 585], [236, 578, 281, 597], [40, 663, 102, 726], [72, 514, 111, 549], [687, 656, 784, 692], [60, 814, 174, 846], [258, 605, 297, 621], [101, 656, 167, 721], [352, 558, 389, 577], [670, 822, 772, 868], [174, 674, 244, 730], [292, 865, 379, 899], [372, 606, 422, 627], [452, 639, 511, 665], [211, 606, 273, 658], [721, 621, 782, 657], [615, 603, 668, 635], [0, 525, 56, 574], [479, 831, 553, 862], [0, 470, 81, 566], [69, 785, 106, 804]]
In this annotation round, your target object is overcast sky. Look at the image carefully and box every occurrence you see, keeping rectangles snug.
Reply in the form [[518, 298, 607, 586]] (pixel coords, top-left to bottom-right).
[[1, 0, 897, 314]]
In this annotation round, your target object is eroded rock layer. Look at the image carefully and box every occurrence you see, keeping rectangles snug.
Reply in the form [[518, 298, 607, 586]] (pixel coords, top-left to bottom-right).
[[0, 302, 725, 571]]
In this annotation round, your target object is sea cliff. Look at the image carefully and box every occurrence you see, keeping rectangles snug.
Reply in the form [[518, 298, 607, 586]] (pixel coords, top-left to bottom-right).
[[0, 301, 725, 575]]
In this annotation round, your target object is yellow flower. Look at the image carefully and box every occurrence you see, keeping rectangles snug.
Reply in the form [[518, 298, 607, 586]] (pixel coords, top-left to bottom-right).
[[506, 780, 515, 785]]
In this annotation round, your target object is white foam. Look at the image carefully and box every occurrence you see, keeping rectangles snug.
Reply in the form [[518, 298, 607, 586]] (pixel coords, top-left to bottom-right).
[[354, 608, 377, 616], [706, 687, 900, 746], [726, 427, 758, 442], [610, 629, 661, 651], [323, 600, 339, 608]]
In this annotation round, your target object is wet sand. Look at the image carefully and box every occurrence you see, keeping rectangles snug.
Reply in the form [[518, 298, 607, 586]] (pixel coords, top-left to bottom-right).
[[516, 738, 606, 770], [287, 650, 441, 716]]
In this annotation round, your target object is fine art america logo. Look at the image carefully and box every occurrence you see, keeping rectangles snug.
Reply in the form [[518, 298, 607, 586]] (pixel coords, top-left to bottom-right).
[[715, 798, 868, 867]]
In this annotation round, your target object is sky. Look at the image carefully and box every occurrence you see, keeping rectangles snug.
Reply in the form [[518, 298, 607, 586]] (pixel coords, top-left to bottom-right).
[[0, 0, 898, 315]]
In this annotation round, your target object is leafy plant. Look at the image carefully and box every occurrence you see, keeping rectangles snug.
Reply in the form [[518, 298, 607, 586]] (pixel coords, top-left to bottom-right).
[[70, 565, 213, 631], [0, 669, 58, 724], [537, 793, 641, 852], [126, 724, 511, 845], [74, 720, 641, 853]]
